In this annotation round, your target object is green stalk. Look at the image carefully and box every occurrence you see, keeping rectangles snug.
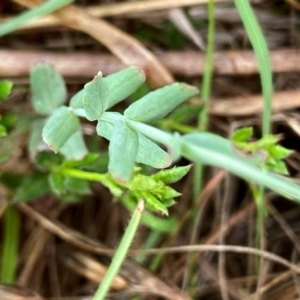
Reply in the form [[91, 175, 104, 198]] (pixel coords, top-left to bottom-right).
[[92, 200, 144, 300], [234, 0, 273, 265], [1, 205, 19, 283], [184, 0, 215, 292], [60, 168, 105, 182], [194, 0, 215, 199], [0, 0, 74, 37]]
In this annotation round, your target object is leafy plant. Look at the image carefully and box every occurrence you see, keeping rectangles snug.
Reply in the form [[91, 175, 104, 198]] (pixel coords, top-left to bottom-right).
[[0, 80, 13, 139]]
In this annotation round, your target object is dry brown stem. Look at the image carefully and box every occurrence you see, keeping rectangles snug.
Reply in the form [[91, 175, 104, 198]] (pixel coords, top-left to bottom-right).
[[2, 48, 300, 78], [2, 0, 228, 31], [12, 0, 173, 87]]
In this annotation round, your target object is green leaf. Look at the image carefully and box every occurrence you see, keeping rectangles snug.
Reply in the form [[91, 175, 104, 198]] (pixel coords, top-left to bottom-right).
[[135, 133, 170, 168], [266, 159, 289, 175], [83, 72, 109, 121], [59, 130, 88, 160], [0, 81, 12, 101], [169, 103, 202, 123], [152, 165, 191, 184], [30, 64, 67, 115], [108, 120, 138, 182], [160, 198, 176, 207], [122, 196, 178, 232], [96, 112, 123, 140], [42, 106, 80, 153], [65, 177, 90, 195], [28, 118, 46, 160], [266, 144, 292, 160], [64, 153, 108, 173], [0, 124, 7, 138], [105, 66, 145, 109], [142, 191, 168, 216], [35, 152, 63, 170], [155, 185, 180, 200], [49, 171, 66, 195], [70, 89, 84, 109], [124, 83, 199, 123], [130, 174, 158, 191], [15, 173, 50, 202], [231, 127, 253, 142], [130, 82, 150, 102]]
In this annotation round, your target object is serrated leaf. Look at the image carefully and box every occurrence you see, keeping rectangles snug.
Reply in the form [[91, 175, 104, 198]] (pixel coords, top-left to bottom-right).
[[160, 198, 176, 207], [105, 66, 145, 109], [30, 64, 67, 115], [15, 173, 50, 202], [59, 130, 88, 160], [83, 72, 109, 121], [142, 191, 168, 216], [152, 165, 191, 184], [124, 83, 199, 123], [266, 144, 292, 160], [0, 80, 12, 101], [156, 185, 181, 199], [269, 160, 289, 175], [253, 134, 278, 149], [130, 174, 158, 191], [42, 106, 80, 153], [136, 133, 170, 168], [231, 127, 253, 142], [108, 120, 138, 182]]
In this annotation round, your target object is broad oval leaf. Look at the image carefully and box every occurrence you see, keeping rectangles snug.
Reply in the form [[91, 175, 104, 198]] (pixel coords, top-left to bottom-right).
[[124, 83, 199, 123], [30, 64, 67, 115], [28, 118, 46, 160], [135, 133, 170, 168], [83, 72, 109, 121], [108, 120, 138, 182], [105, 66, 145, 109], [59, 130, 88, 160], [70, 89, 84, 109], [15, 173, 50, 202], [96, 112, 123, 140], [42, 106, 80, 153]]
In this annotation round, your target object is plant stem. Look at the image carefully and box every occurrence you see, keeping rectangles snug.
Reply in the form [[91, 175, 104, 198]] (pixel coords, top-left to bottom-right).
[[183, 0, 215, 292], [92, 200, 144, 300], [1, 205, 19, 283], [194, 0, 214, 199], [60, 168, 105, 182]]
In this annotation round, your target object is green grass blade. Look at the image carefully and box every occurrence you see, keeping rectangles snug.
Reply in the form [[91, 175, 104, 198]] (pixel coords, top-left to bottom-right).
[[0, 0, 74, 37], [234, 0, 273, 135]]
